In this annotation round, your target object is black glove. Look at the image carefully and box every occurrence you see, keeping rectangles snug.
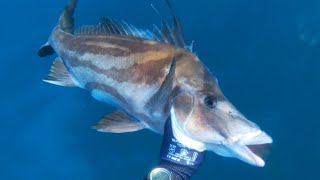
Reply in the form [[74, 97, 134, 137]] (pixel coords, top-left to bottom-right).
[[148, 117, 205, 180]]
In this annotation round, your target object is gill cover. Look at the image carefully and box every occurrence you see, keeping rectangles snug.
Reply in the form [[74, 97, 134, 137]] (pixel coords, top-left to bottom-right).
[[171, 92, 207, 152]]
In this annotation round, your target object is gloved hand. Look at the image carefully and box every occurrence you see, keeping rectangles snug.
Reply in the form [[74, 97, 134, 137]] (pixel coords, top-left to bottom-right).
[[147, 117, 205, 180]]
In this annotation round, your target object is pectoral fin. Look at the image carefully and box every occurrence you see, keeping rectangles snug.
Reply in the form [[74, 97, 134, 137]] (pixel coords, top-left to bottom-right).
[[145, 57, 176, 115], [93, 111, 145, 133]]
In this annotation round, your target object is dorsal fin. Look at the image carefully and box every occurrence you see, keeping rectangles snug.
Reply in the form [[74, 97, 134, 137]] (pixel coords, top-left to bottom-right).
[[75, 17, 157, 40], [151, 0, 191, 51], [165, 0, 186, 48], [75, 25, 104, 35], [150, 4, 175, 44], [73, 0, 191, 51]]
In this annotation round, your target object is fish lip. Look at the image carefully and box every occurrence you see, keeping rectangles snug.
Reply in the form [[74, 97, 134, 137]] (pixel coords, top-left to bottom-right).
[[228, 131, 273, 167], [239, 130, 273, 145], [235, 144, 266, 167]]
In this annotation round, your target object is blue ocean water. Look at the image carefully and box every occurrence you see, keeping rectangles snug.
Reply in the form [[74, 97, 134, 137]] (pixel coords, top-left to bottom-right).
[[1, 0, 319, 179]]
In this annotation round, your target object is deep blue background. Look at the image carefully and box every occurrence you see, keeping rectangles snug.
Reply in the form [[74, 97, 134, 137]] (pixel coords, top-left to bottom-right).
[[1, 0, 319, 179]]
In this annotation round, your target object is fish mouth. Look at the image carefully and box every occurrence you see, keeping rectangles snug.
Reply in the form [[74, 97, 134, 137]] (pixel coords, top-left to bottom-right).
[[227, 131, 273, 167], [230, 144, 266, 167]]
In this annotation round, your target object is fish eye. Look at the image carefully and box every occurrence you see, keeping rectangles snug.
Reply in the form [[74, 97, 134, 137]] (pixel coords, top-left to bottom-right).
[[204, 96, 217, 109]]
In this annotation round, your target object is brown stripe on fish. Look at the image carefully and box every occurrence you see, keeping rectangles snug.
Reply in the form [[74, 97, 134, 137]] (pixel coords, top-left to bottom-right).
[[65, 40, 132, 57], [61, 34, 172, 55], [84, 41, 130, 52], [172, 48, 222, 93], [85, 82, 128, 106], [69, 56, 172, 85]]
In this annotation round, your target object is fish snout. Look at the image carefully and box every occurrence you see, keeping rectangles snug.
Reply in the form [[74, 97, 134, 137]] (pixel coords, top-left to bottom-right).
[[206, 101, 273, 167]]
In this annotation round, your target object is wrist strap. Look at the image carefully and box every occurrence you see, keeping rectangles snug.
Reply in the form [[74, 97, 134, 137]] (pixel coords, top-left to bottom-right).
[[161, 118, 205, 169], [159, 160, 196, 180], [156, 117, 205, 179]]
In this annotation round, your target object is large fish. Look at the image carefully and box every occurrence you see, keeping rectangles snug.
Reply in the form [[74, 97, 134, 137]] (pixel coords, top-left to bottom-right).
[[39, 0, 272, 167]]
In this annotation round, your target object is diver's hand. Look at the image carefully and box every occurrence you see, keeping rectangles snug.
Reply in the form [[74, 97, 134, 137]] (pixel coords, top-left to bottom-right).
[[147, 118, 205, 180]]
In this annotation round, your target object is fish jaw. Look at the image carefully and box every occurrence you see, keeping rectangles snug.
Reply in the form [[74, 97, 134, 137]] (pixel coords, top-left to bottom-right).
[[208, 130, 272, 167]]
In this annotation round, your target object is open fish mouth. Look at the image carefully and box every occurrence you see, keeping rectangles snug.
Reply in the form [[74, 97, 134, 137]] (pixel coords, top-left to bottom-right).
[[207, 130, 272, 167], [232, 144, 267, 167], [227, 131, 273, 167]]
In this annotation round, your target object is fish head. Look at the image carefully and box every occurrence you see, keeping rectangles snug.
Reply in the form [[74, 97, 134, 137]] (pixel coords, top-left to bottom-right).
[[171, 79, 273, 167]]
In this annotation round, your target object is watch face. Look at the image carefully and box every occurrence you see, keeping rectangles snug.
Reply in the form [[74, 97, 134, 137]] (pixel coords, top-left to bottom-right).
[[149, 168, 172, 180]]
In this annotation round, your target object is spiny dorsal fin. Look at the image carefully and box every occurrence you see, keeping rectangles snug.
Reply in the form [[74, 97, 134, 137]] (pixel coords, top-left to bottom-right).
[[165, 0, 186, 48], [75, 25, 104, 35], [150, 4, 174, 44], [73, 0, 191, 51], [75, 17, 156, 40], [93, 110, 145, 133], [160, 20, 175, 45], [151, 0, 191, 51], [43, 58, 77, 87], [145, 57, 176, 116]]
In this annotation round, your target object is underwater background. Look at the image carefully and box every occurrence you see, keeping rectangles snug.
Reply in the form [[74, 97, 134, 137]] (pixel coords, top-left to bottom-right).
[[1, 0, 319, 179]]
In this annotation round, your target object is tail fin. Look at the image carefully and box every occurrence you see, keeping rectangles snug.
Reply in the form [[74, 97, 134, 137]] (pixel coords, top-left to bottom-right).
[[58, 0, 78, 33], [38, 0, 78, 57]]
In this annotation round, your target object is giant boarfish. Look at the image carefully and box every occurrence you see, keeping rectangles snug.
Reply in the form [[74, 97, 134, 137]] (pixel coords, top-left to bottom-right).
[[39, 0, 272, 167]]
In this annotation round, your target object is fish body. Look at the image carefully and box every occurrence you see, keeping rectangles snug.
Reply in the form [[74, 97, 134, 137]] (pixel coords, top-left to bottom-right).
[[50, 27, 173, 132], [39, 0, 273, 167]]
